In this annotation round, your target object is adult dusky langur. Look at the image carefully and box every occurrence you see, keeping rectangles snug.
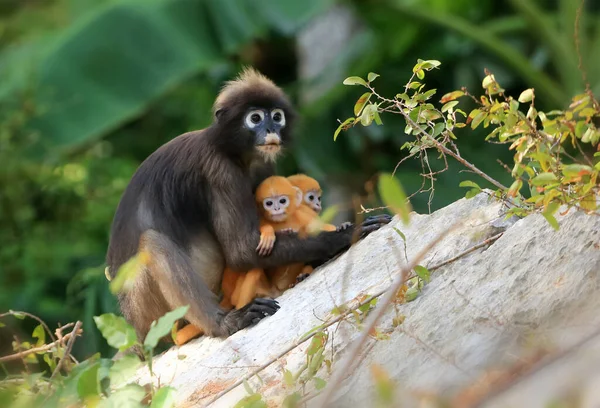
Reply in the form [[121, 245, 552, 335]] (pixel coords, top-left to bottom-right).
[[105, 68, 391, 343]]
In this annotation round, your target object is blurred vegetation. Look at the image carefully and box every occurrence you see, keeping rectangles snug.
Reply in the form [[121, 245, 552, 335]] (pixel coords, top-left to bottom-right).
[[0, 0, 598, 362]]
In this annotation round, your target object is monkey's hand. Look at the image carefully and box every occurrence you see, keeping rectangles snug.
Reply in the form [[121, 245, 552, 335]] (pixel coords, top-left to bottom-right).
[[222, 298, 280, 334], [352, 214, 393, 239], [257, 225, 276, 256], [336, 222, 353, 232]]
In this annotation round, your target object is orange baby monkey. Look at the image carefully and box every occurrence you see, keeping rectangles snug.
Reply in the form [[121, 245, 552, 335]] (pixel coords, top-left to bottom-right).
[[288, 174, 352, 233], [223, 176, 317, 310]]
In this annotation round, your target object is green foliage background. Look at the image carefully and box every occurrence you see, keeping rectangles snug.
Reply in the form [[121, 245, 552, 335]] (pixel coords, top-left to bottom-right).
[[1, 0, 598, 360]]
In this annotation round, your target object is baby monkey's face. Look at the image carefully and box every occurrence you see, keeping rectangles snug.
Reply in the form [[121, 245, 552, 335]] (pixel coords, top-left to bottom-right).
[[303, 189, 322, 213], [262, 194, 291, 222]]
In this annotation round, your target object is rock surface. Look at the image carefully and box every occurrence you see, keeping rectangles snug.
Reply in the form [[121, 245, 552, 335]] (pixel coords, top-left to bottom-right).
[[132, 191, 600, 407]]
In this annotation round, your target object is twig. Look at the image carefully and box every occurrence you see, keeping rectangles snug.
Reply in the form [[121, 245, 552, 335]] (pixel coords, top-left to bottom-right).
[[429, 233, 503, 272], [204, 228, 502, 406], [50, 321, 82, 380], [0, 323, 82, 364], [0, 310, 56, 343], [315, 221, 464, 407]]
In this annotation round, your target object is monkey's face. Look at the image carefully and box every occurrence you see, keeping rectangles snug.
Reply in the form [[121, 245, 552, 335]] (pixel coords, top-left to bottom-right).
[[244, 107, 286, 162], [303, 189, 322, 213], [262, 194, 292, 222]]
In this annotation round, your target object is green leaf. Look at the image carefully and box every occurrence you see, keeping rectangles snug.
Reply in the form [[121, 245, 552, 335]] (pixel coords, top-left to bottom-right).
[[32, 324, 45, 347], [471, 111, 487, 129], [11, 312, 26, 320], [333, 117, 355, 141], [373, 110, 383, 125], [562, 164, 594, 177], [243, 380, 254, 395], [109, 253, 145, 294], [459, 180, 481, 190], [432, 122, 445, 138], [378, 173, 411, 225], [393, 227, 406, 242], [109, 354, 142, 387], [313, 377, 327, 390], [0, 322, 5, 328], [414, 265, 431, 283], [343, 76, 367, 86], [151, 386, 176, 408], [319, 205, 339, 225], [441, 101, 459, 112], [94, 313, 138, 352], [405, 287, 419, 302], [77, 362, 101, 399], [144, 306, 189, 350], [283, 369, 294, 387], [99, 384, 146, 408], [360, 104, 375, 126], [542, 211, 560, 230], [354, 92, 372, 116], [282, 392, 301, 408], [367, 72, 380, 82], [518, 89, 534, 103], [531, 172, 558, 186]]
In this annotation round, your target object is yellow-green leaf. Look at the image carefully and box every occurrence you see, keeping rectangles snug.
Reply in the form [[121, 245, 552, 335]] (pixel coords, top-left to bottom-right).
[[518, 89, 534, 103], [562, 164, 594, 177], [333, 117, 355, 141], [343, 76, 367, 86], [378, 173, 411, 225], [414, 265, 431, 283], [354, 92, 372, 116], [367, 72, 380, 82], [531, 172, 558, 186], [441, 101, 459, 112]]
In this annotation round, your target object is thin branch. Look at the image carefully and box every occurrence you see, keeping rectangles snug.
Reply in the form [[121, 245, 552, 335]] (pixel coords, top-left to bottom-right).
[[50, 321, 82, 380], [0, 323, 82, 364], [0, 310, 56, 343], [429, 233, 503, 272]]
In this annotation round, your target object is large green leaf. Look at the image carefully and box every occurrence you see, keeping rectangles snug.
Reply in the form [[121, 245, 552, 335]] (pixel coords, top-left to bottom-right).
[[0, 0, 333, 154]]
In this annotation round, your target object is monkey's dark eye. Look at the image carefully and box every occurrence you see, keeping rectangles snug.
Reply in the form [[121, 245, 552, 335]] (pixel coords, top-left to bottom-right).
[[271, 109, 285, 126], [245, 110, 265, 128], [308, 194, 315, 201], [279, 197, 288, 205], [265, 200, 273, 207]]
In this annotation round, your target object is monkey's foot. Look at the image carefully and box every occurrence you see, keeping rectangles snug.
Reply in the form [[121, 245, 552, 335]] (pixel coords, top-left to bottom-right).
[[257, 234, 276, 256], [336, 222, 353, 232], [175, 324, 204, 346], [222, 298, 280, 334], [293, 273, 311, 286]]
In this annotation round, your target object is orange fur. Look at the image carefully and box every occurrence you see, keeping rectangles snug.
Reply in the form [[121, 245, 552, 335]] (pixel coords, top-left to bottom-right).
[[221, 176, 329, 309]]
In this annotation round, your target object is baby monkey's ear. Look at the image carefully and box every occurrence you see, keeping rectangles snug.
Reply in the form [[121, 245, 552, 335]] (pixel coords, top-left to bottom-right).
[[293, 186, 303, 206]]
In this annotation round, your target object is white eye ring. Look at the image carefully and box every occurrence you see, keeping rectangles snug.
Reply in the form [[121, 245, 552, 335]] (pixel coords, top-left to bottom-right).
[[245, 110, 265, 128], [271, 109, 285, 127]]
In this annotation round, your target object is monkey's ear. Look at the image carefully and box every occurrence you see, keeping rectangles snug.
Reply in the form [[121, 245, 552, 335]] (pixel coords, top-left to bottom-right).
[[215, 108, 226, 121], [293, 187, 303, 206]]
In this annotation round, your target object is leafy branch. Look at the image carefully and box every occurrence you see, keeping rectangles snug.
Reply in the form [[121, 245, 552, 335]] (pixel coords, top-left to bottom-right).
[[335, 59, 600, 229]]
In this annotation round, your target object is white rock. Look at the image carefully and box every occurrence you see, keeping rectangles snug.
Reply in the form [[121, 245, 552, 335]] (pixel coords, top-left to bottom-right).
[[132, 191, 600, 408]]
